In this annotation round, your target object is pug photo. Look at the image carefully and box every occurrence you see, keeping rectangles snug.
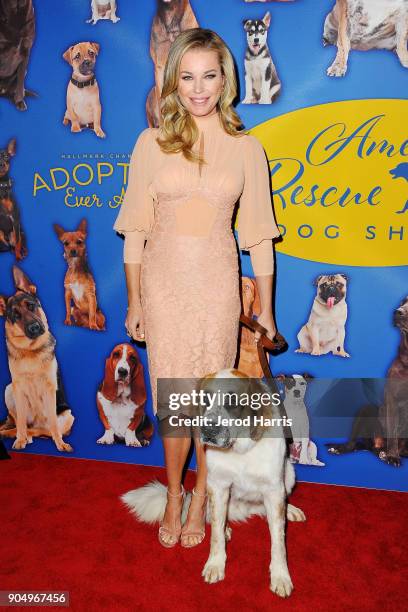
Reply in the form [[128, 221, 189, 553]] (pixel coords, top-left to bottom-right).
[[295, 274, 350, 357], [62, 42, 106, 138]]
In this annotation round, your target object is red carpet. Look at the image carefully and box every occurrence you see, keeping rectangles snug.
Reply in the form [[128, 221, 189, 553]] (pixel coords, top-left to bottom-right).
[[0, 453, 406, 611]]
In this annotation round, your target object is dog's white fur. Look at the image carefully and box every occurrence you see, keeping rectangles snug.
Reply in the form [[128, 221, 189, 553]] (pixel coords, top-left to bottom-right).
[[283, 374, 325, 466], [121, 369, 305, 597], [87, 0, 120, 24]]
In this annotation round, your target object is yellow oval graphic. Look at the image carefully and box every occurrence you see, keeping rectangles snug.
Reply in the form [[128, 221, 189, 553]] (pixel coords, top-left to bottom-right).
[[245, 99, 408, 267]]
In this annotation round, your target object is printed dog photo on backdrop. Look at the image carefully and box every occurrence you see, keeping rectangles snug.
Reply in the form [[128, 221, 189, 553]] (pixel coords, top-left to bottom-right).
[[0, 138, 28, 260], [62, 42, 106, 137], [237, 276, 265, 377], [0, 266, 74, 452], [54, 218, 106, 331], [122, 369, 305, 598], [0, 0, 36, 110], [327, 295, 408, 467], [324, 0, 408, 77], [146, 0, 199, 127], [86, 0, 120, 24], [242, 12, 281, 104], [96, 343, 154, 447], [296, 274, 350, 357], [277, 373, 325, 466]]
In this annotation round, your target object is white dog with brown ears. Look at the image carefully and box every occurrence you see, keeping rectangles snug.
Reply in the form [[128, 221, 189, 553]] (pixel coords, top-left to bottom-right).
[[121, 369, 305, 598]]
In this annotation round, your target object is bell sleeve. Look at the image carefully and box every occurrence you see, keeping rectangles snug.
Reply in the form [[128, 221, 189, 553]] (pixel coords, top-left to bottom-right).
[[113, 127, 155, 239], [237, 134, 281, 251]]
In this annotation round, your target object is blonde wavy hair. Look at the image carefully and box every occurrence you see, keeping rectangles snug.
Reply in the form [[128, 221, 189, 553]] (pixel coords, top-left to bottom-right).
[[156, 28, 247, 166]]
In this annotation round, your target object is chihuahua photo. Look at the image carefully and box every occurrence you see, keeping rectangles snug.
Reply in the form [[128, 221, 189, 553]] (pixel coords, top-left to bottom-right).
[[62, 42, 106, 137], [54, 218, 106, 331]]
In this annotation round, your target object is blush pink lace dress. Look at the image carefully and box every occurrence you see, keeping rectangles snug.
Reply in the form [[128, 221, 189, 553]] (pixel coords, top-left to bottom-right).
[[113, 111, 280, 415]]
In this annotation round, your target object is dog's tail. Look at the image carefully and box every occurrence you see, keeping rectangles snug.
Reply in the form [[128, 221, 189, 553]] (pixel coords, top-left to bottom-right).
[[120, 480, 192, 524]]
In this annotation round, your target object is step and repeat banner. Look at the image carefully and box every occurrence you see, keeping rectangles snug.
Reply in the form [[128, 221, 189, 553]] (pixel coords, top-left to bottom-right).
[[0, 0, 407, 491]]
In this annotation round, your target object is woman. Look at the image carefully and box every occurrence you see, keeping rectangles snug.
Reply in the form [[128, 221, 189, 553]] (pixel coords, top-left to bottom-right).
[[113, 28, 280, 548]]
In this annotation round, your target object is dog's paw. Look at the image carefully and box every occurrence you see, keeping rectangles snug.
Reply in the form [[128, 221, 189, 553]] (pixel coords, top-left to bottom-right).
[[125, 430, 142, 447], [97, 430, 115, 445], [270, 572, 293, 598], [287, 504, 306, 522], [311, 349, 321, 356], [333, 350, 350, 358], [379, 451, 401, 467], [64, 318, 73, 326], [15, 99, 27, 112], [327, 62, 347, 77], [225, 526, 232, 541], [57, 441, 73, 453], [71, 123, 82, 133], [12, 437, 27, 450], [95, 128, 106, 138], [295, 348, 307, 353], [202, 558, 226, 584]]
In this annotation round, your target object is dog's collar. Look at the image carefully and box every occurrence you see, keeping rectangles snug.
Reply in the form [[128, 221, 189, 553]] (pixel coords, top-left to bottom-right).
[[70, 76, 96, 89], [0, 178, 12, 191]]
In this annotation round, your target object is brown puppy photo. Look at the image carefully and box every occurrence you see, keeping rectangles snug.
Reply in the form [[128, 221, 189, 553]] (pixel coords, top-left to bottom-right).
[[62, 42, 106, 137], [0, 266, 74, 452], [54, 218, 106, 331]]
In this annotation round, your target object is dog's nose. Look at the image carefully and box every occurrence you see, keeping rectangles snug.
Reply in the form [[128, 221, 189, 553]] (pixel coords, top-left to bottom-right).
[[294, 390, 300, 398], [26, 321, 44, 338], [118, 367, 129, 378], [70, 249, 77, 257]]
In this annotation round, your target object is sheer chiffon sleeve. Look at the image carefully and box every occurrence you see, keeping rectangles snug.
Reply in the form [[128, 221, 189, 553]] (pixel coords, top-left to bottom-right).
[[113, 127, 155, 238], [237, 134, 280, 251]]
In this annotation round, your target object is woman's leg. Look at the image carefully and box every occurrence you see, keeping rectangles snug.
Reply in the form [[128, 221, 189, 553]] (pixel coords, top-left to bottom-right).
[[181, 437, 207, 547], [160, 435, 192, 545]]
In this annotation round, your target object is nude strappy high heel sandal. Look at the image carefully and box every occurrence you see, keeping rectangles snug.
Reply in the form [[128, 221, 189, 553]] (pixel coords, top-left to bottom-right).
[[158, 484, 185, 548], [180, 487, 207, 548]]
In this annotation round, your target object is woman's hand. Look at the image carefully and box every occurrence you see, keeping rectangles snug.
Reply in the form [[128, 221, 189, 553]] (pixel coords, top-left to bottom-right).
[[254, 309, 277, 343], [126, 300, 145, 341]]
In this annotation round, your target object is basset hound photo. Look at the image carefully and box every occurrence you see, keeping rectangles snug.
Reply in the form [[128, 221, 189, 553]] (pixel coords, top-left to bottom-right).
[[96, 343, 154, 447]]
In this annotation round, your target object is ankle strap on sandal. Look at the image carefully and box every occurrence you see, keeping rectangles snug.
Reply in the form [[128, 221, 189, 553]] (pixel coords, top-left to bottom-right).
[[192, 487, 207, 498], [167, 484, 185, 497]]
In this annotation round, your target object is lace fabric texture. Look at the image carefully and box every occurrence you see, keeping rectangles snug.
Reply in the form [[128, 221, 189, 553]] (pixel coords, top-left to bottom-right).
[[113, 112, 280, 413]]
